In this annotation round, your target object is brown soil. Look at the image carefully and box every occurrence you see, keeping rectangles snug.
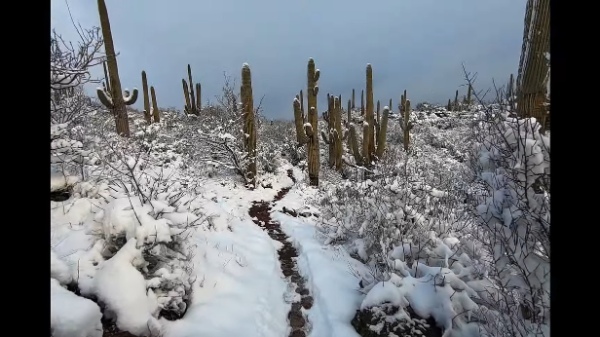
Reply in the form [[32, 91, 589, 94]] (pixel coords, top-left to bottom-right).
[[248, 169, 312, 337]]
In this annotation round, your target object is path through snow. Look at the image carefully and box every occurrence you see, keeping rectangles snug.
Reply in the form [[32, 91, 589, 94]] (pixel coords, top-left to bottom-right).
[[249, 170, 313, 337]]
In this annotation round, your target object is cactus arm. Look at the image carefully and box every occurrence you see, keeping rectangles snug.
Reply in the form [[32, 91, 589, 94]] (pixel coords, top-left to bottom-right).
[[188, 64, 197, 113], [96, 87, 114, 109], [293, 97, 309, 145], [375, 106, 390, 158], [182, 79, 191, 113], [150, 86, 159, 123], [123, 88, 138, 105], [348, 124, 363, 166], [196, 82, 202, 112]]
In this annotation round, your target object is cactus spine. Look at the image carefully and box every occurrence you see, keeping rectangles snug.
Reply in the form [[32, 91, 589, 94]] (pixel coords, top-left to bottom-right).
[[96, 0, 138, 137], [240, 64, 257, 186], [182, 64, 201, 115], [400, 91, 413, 151]]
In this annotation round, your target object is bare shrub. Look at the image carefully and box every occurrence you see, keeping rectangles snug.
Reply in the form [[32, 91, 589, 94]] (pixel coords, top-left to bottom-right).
[[464, 69, 550, 337]]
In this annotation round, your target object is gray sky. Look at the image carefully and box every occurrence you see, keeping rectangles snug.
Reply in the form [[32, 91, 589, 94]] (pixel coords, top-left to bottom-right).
[[51, 0, 525, 120]]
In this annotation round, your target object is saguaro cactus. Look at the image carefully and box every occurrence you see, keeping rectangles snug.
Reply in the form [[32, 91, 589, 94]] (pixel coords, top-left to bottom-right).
[[400, 92, 413, 151], [360, 90, 365, 115], [96, 0, 138, 137], [453, 90, 459, 112], [447, 99, 452, 111], [351, 89, 356, 109], [467, 84, 473, 107], [349, 105, 389, 166], [507, 73, 515, 111], [150, 86, 160, 123], [240, 63, 257, 186], [182, 64, 201, 115], [365, 64, 376, 164], [306, 59, 321, 186], [141, 71, 152, 123], [321, 95, 346, 171], [293, 92, 309, 146]]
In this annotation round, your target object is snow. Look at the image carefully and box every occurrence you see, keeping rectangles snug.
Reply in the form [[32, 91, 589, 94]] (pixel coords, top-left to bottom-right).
[[272, 186, 371, 337], [50, 96, 548, 337], [51, 278, 103, 337], [161, 178, 293, 337], [93, 238, 162, 336]]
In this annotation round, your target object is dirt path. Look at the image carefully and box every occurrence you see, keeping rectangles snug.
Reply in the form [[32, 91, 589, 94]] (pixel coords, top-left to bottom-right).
[[248, 170, 312, 337]]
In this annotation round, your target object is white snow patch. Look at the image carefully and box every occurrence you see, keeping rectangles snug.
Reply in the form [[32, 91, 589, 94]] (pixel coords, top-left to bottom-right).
[[51, 278, 103, 337]]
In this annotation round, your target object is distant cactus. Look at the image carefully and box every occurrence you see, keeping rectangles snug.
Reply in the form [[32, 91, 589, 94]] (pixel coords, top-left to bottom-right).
[[507, 73, 515, 110], [293, 93, 308, 146], [306, 58, 321, 186], [351, 89, 356, 109], [150, 86, 160, 123], [321, 95, 346, 171], [453, 89, 459, 112], [447, 99, 452, 111], [348, 64, 388, 166], [240, 64, 257, 186], [141, 70, 152, 123], [400, 92, 413, 151], [96, 0, 138, 137], [347, 99, 351, 125], [467, 84, 473, 106], [360, 89, 365, 116], [182, 64, 201, 115]]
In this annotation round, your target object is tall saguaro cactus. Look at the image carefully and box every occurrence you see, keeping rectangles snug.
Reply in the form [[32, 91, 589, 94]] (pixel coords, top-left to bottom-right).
[[349, 106, 389, 166], [182, 64, 202, 115], [507, 73, 515, 111], [516, 0, 550, 133], [240, 64, 257, 186], [150, 86, 160, 123], [141, 71, 152, 123], [321, 95, 346, 171], [400, 91, 413, 151], [365, 64, 376, 164], [453, 90, 459, 112], [96, 0, 138, 137]]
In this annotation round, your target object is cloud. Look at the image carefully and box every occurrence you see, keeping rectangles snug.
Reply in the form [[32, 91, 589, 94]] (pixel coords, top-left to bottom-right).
[[51, 0, 525, 119]]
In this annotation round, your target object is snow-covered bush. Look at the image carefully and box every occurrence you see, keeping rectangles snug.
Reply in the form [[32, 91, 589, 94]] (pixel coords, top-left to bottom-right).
[[466, 106, 550, 337]]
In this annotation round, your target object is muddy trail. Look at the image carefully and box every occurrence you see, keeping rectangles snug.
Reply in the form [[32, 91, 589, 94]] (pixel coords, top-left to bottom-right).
[[248, 169, 312, 337]]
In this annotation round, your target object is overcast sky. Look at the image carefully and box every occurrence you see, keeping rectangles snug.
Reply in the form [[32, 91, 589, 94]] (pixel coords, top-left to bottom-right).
[[51, 0, 525, 120]]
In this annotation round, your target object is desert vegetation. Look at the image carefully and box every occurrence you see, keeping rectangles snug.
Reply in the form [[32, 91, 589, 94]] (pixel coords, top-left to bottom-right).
[[50, 1, 549, 337]]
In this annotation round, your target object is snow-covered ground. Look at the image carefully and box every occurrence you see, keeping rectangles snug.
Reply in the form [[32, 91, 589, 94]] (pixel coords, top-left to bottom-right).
[[50, 100, 549, 337]]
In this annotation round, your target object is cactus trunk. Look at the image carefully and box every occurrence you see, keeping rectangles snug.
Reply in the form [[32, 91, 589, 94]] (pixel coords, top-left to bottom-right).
[[306, 58, 320, 186], [141, 71, 152, 123], [150, 86, 159, 123], [241, 64, 257, 186], [196, 83, 202, 112], [351, 88, 356, 109], [365, 64, 375, 166], [97, 0, 138, 137]]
